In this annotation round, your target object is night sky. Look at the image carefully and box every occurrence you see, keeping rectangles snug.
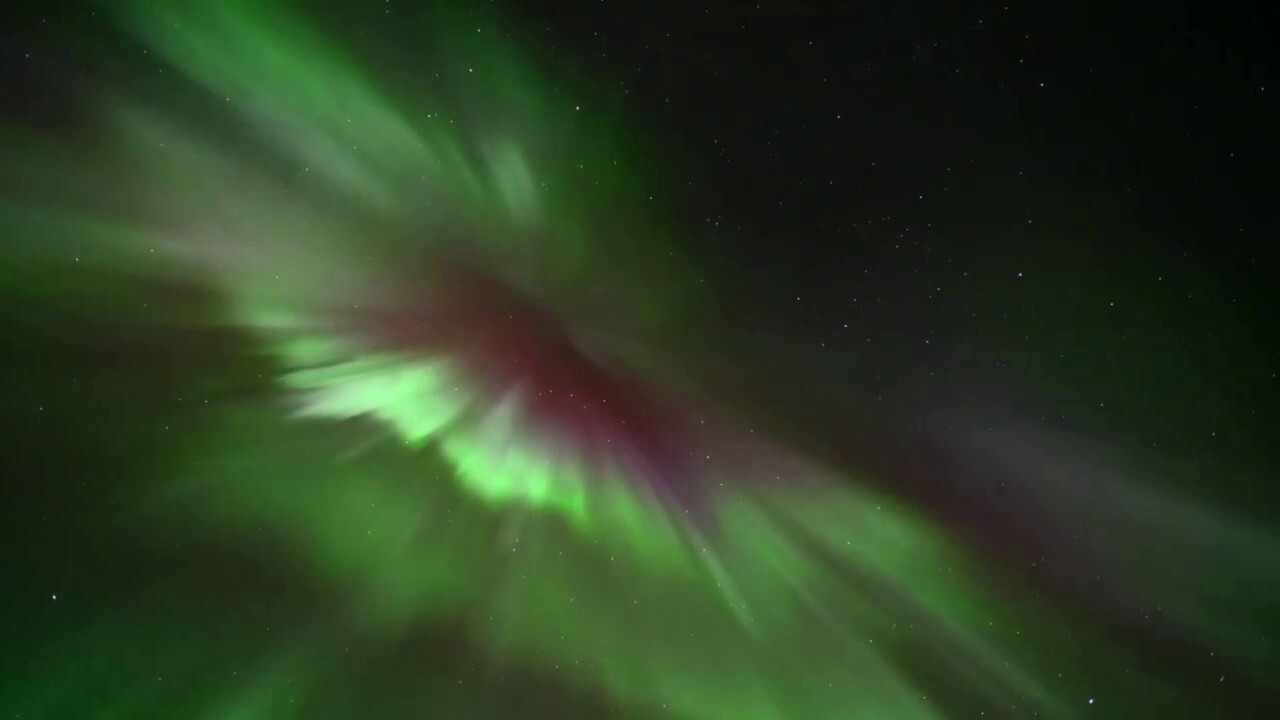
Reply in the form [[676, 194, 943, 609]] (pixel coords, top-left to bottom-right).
[[2, 2, 1278, 719]]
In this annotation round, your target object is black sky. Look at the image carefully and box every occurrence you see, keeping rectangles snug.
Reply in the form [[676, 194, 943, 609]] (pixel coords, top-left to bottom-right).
[[457, 2, 1280, 500]]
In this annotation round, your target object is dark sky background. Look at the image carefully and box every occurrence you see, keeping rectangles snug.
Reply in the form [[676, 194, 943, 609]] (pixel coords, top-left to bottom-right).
[[2, 2, 1277, 718], [499, 0, 1277, 473], [656, 2, 1268, 525]]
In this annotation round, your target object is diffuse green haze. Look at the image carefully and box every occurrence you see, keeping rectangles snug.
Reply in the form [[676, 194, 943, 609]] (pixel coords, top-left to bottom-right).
[[0, 2, 1208, 719]]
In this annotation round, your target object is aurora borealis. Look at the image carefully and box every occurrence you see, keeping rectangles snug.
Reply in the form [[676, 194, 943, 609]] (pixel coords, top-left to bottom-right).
[[3, 2, 1278, 718]]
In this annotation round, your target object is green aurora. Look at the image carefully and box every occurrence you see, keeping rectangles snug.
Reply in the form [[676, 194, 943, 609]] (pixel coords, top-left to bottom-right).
[[2, 2, 1276, 719]]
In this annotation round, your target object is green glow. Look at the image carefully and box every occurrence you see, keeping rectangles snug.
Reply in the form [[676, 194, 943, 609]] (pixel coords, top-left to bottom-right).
[[1, 2, 1256, 719]]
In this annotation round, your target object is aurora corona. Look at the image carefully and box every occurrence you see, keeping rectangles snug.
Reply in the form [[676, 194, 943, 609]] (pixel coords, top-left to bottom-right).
[[4, 2, 1273, 719]]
